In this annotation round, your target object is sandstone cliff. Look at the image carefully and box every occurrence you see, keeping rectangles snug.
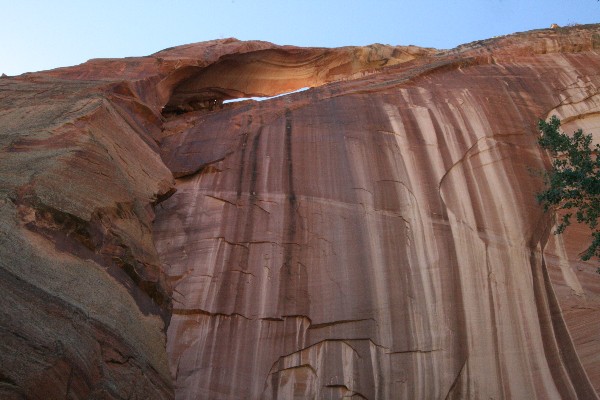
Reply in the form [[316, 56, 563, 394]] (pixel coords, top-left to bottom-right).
[[1, 26, 599, 399]]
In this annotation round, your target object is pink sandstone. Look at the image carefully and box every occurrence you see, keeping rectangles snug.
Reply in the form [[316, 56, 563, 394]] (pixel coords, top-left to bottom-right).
[[0, 27, 599, 399]]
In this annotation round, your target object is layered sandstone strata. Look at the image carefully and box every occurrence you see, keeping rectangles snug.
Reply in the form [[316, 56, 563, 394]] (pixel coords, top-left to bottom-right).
[[1, 26, 599, 399]]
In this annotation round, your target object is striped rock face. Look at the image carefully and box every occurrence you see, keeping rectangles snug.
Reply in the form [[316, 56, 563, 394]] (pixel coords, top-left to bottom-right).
[[2, 27, 600, 399]]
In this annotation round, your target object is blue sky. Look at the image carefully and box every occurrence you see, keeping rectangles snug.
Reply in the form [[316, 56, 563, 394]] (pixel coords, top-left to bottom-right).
[[1, 0, 598, 75]]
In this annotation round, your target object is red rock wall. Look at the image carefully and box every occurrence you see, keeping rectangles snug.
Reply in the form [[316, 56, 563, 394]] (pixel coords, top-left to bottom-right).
[[154, 28, 600, 399], [0, 74, 175, 398], [1, 27, 599, 399]]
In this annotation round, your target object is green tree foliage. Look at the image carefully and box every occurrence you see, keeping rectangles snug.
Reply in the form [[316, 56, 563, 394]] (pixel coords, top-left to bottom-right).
[[537, 116, 600, 268]]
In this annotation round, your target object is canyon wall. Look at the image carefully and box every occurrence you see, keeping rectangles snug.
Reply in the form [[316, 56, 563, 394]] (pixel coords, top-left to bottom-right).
[[1, 26, 599, 399]]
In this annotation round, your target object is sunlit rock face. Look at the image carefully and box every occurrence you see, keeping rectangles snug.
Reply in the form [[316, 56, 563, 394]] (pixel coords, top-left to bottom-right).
[[1, 26, 600, 399], [154, 28, 600, 399]]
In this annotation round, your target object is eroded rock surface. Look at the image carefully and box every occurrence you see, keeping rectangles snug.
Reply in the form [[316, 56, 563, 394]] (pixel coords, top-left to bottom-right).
[[0, 39, 431, 399], [1, 27, 600, 399], [154, 27, 600, 399]]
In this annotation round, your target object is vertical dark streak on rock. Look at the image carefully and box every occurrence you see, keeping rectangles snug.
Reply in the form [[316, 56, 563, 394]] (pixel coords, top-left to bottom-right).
[[229, 116, 262, 312], [236, 115, 253, 200], [434, 129, 472, 396], [248, 126, 263, 206], [443, 223, 470, 399], [485, 250, 506, 398], [282, 108, 296, 304], [529, 252, 579, 400], [285, 109, 297, 214], [270, 371, 279, 400], [540, 254, 600, 400], [444, 358, 467, 400], [393, 104, 430, 351], [238, 126, 262, 273], [278, 108, 309, 316], [429, 108, 454, 174]]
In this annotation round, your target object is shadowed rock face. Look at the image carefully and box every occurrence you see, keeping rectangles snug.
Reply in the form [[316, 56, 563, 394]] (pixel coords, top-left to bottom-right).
[[1, 27, 600, 399]]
